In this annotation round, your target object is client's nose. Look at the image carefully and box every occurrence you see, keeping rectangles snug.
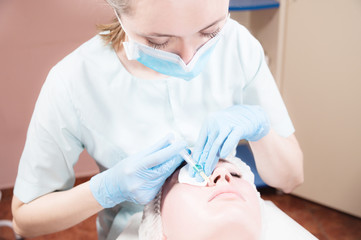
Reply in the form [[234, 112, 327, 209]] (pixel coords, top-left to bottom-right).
[[208, 167, 232, 186]]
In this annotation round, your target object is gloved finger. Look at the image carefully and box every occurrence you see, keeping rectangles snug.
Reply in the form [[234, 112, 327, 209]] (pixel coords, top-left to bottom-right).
[[220, 128, 243, 158], [192, 124, 209, 162], [143, 140, 187, 168], [137, 133, 174, 159], [190, 124, 209, 177], [204, 128, 231, 175], [195, 171, 206, 182], [134, 179, 165, 205], [148, 155, 184, 179], [193, 156, 208, 180], [187, 161, 197, 178], [195, 151, 220, 182], [196, 128, 219, 174], [205, 155, 221, 179]]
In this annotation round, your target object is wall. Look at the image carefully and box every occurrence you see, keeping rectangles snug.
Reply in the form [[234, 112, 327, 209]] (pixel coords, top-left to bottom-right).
[[0, 0, 113, 189], [281, 0, 361, 217]]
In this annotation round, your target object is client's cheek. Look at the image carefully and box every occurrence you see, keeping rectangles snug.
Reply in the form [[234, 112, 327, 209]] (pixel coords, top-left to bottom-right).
[[162, 184, 205, 216], [239, 180, 262, 233], [161, 185, 209, 239]]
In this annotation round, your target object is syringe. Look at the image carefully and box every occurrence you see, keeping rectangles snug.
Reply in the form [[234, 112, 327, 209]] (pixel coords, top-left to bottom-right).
[[179, 149, 211, 185]]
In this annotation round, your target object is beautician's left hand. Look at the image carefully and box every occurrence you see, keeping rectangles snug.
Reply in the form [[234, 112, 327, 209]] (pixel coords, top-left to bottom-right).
[[192, 105, 270, 179]]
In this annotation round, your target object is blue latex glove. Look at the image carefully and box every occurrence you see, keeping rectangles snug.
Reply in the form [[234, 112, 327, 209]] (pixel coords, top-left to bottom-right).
[[89, 134, 186, 207], [192, 105, 270, 180]]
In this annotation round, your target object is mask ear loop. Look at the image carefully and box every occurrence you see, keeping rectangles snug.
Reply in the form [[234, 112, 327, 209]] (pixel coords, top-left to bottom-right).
[[113, 9, 122, 25], [113, 9, 131, 39]]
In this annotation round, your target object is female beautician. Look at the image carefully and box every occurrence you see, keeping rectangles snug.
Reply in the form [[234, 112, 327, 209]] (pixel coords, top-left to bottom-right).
[[12, 0, 303, 239]]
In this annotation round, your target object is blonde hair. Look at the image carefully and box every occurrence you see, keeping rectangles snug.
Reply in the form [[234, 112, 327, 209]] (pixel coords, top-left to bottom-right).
[[97, 0, 132, 51]]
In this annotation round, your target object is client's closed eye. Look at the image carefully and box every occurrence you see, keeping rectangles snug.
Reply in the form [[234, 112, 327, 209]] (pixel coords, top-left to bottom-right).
[[230, 172, 241, 178]]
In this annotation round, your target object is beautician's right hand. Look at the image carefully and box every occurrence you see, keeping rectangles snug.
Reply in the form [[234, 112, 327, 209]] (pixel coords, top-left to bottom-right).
[[89, 134, 186, 207]]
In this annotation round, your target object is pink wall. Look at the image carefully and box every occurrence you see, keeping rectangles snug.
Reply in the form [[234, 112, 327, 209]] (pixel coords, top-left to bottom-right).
[[0, 0, 114, 189]]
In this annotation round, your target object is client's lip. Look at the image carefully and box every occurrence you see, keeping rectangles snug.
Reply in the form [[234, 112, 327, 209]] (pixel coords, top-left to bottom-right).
[[208, 186, 245, 202]]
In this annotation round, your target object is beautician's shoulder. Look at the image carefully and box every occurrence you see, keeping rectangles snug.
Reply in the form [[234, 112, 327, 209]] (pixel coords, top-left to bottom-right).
[[52, 34, 116, 76], [225, 19, 259, 43], [45, 33, 122, 99], [221, 18, 266, 80], [225, 18, 264, 56]]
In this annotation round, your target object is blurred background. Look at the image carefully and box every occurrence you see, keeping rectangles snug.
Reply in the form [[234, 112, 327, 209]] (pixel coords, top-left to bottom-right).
[[1, 0, 360, 239]]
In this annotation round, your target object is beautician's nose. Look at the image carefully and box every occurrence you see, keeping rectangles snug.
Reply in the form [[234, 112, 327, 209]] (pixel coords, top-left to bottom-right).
[[208, 167, 232, 186], [176, 38, 198, 64]]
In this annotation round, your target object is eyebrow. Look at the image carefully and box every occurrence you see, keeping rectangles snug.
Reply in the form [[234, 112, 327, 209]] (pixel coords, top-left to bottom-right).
[[140, 14, 227, 38], [218, 159, 240, 172]]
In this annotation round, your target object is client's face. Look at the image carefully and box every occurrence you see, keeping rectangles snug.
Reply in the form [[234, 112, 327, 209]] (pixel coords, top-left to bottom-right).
[[161, 160, 262, 240]]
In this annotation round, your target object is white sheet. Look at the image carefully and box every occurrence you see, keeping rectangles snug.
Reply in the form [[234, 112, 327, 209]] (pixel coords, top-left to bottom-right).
[[260, 200, 318, 239]]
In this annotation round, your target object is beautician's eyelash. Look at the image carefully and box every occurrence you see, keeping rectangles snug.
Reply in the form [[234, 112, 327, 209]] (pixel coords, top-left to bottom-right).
[[230, 172, 242, 178], [146, 28, 220, 49], [200, 28, 221, 39], [147, 40, 169, 49]]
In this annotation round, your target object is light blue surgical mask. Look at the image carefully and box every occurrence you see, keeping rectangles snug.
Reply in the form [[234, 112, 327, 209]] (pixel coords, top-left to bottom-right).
[[114, 10, 229, 81]]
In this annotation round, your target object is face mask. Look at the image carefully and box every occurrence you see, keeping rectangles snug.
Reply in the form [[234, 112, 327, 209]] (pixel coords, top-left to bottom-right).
[[114, 10, 229, 80]]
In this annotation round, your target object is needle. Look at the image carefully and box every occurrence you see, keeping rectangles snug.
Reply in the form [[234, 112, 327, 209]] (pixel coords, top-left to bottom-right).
[[179, 149, 211, 185]]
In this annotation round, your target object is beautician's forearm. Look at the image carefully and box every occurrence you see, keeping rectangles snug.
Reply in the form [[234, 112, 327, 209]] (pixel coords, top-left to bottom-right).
[[12, 181, 103, 238], [249, 129, 304, 193]]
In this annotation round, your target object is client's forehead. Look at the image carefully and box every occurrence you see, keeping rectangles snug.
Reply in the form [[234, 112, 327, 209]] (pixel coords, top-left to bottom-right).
[[217, 159, 241, 171]]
